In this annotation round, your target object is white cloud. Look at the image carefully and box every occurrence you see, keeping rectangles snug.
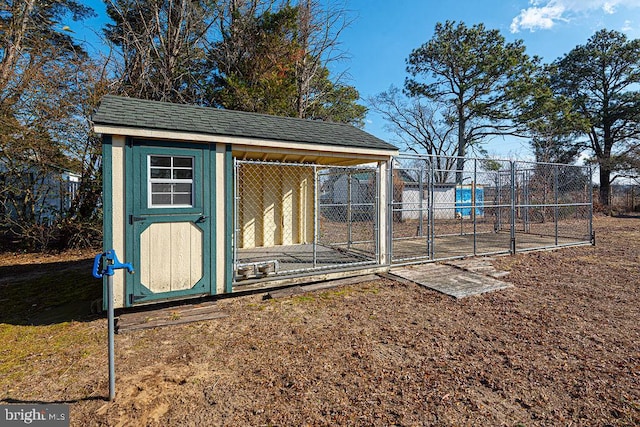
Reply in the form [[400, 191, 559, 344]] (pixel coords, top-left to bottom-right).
[[510, 3, 566, 32], [622, 19, 634, 31], [602, 2, 616, 13], [510, 0, 640, 32]]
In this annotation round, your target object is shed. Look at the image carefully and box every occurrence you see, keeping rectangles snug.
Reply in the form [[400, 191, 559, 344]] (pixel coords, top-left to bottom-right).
[[393, 170, 459, 221], [93, 95, 397, 308], [396, 171, 485, 221]]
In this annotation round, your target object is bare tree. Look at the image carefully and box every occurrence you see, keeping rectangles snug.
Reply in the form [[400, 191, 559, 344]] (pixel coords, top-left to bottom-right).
[[294, 0, 352, 119], [0, 0, 36, 91], [104, 0, 219, 104], [0, 0, 92, 98], [368, 86, 457, 182], [368, 86, 457, 155]]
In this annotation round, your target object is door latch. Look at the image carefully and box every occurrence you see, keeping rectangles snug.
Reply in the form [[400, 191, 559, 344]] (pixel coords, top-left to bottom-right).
[[196, 215, 208, 223], [129, 215, 147, 224]]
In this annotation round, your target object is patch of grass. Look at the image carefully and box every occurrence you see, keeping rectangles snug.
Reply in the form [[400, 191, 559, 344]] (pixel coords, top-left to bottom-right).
[[0, 322, 101, 385], [359, 283, 381, 294], [0, 267, 101, 324], [287, 283, 383, 305], [291, 295, 316, 304]]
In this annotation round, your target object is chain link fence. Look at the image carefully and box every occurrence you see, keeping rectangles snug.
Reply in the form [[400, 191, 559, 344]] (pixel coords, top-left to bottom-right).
[[391, 155, 593, 264], [512, 161, 592, 250], [233, 155, 593, 282], [234, 160, 378, 282]]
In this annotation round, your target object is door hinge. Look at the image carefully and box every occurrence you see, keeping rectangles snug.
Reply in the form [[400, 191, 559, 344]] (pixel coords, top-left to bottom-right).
[[129, 294, 145, 305], [129, 215, 146, 224]]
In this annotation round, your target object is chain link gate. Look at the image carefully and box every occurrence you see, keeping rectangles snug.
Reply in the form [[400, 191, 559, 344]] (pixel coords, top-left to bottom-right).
[[233, 160, 379, 282], [389, 157, 433, 263]]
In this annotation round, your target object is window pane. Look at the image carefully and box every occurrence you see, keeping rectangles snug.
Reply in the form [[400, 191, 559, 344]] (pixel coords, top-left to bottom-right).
[[151, 169, 171, 179], [173, 183, 192, 193], [173, 157, 192, 168], [148, 154, 195, 208], [150, 156, 171, 167], [173, 193, 192, 205], [152, 194, 171, 205], [173, 169, 193, 179], [151, 183, 172, 193]]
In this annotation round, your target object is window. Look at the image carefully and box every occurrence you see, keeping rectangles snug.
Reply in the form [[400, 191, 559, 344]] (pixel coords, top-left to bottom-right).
[[148, 155, 194, 207]]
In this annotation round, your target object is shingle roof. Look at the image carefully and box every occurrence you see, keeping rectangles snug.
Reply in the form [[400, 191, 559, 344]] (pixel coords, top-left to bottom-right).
[[93, 95, 397, 152]]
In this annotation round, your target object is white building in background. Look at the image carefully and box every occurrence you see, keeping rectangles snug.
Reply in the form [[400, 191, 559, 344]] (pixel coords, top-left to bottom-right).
[[0, 164, 80, 224]]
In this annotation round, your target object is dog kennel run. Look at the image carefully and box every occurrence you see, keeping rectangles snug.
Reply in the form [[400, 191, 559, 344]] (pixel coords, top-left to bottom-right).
[[389, 154, 593, 264], [233, 160, 380, 282], [233, 153, 594, 283]]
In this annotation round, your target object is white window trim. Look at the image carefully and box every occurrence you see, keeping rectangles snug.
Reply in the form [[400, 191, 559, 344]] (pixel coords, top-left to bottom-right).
[[147, 155, 194, 208]]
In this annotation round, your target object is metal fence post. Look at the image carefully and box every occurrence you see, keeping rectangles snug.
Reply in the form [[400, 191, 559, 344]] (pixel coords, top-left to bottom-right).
[[429, 156, 436, 259], [510, 161, 516, 255], [523, 170, 529, 234], [554, 164, 559, 246], [426, 158, 431, 258], [347, 172, 352, 250], [473, 158, 477, 256], [375, 167, 380, 265], [589, 163, 595, 245], [233, 159, 239, 282], [313, 165, 318, 267], [497, 171, 502, 231], [388, 160, 394, 264], [418, 164, 424, 238]]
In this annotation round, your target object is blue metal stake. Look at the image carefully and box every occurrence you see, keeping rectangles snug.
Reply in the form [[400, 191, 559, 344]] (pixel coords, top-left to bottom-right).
[[92, 249, 134, 401]]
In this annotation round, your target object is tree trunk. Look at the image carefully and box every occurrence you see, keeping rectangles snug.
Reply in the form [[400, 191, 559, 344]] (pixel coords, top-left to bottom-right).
[[599, 123, 614, 208], [599, 166, 611, 208], [0, 0, 36, 92]]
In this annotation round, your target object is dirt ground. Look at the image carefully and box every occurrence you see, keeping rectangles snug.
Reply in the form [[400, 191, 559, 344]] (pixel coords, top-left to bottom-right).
[[0, 215, 639, 426]]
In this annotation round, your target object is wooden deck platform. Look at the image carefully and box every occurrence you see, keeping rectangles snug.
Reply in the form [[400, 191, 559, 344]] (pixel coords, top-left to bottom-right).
[[389, 261, 512, 299]]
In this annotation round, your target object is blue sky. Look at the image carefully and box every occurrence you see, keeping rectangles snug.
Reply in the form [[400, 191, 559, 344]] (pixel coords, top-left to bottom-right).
[[74, 0, 640, 158], [338, 0, 640, 158]]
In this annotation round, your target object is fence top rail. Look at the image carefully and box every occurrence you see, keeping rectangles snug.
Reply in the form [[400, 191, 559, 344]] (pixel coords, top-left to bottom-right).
[[513, 160, 591, 169], [396, 153, 591, 169], [397, 152, 512, 164]]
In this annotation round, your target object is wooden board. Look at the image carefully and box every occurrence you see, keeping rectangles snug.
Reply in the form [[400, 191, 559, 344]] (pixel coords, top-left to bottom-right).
[[116, 301, 227, 333]]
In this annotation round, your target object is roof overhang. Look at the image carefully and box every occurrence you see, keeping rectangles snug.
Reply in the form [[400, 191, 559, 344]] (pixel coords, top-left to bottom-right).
[[94, 125, 398, 165]]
